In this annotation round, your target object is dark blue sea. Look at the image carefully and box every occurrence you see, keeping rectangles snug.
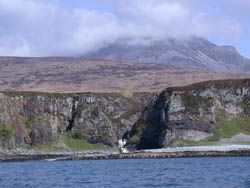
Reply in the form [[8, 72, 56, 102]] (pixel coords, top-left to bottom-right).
[[1, 157, 250, 188]]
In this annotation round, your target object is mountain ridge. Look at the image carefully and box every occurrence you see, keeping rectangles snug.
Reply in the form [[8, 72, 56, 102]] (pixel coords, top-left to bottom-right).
[[83, 37, 250, 73]]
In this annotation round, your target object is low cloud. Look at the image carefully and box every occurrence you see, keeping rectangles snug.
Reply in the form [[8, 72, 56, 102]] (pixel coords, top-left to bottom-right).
[[0, 0, 247, 56]]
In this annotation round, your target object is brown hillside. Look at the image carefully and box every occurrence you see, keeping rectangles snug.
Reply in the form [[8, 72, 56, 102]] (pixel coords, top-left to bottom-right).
[[0, 57, 250, 93]]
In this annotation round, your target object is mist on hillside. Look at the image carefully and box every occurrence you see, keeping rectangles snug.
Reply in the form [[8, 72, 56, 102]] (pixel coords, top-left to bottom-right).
[[0, 0, 248, 57]]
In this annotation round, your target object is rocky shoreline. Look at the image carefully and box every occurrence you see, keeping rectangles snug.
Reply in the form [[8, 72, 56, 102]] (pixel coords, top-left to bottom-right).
[[0, 150, 118, 162], [1, 145, 250, 162], [65, 150, 250, 161]]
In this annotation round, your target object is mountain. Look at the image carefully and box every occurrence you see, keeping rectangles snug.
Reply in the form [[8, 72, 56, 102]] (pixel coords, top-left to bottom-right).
[[83, 37, 250, 73], [0, 57, 249, 92]]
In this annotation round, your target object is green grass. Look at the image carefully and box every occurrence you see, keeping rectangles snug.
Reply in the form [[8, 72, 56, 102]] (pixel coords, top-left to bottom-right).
[[121, 91, 134, 99], [25, 132, 111, 152], [62, 135, 110, 151], [200, 117, 210, 123], [170, 138, 218, 147], [169, 115, 250, 147], [208, 116, 250, 141], [170, 138, 250, 147], [27, 143, 64, 152], [21, 117, 42, 129], [27, 135, 111, 152], [0, 125, 14, 141]]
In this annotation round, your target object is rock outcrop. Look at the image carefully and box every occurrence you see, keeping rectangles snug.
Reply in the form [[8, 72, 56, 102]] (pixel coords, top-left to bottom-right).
[[0, 91, 154, 148], [1, 79, 250, 151], [125, 79, 250, 150]]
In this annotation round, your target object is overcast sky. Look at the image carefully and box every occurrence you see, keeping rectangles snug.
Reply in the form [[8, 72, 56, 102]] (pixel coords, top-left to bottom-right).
[[0, 0, 249, 57]]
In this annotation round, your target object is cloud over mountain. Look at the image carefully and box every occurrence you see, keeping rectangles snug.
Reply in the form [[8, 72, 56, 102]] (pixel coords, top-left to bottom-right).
[[0, 0, 248, 56]]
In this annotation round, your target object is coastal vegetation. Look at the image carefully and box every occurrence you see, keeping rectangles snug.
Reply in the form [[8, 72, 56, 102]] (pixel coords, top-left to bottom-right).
[[208, 116, 250, 141], [28, 143, 64, 152], [169, 116, 250, 147], [0, 125, 14, 142], [21, 117, 42, 130], [62, 135, 110, 151], [27, 132, 111, 152]]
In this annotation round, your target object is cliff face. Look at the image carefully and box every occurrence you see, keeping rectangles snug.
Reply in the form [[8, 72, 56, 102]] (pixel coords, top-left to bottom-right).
[[125, 79, 250, 150], [0, 92, 154, 148], [1, 79, 250, 150]]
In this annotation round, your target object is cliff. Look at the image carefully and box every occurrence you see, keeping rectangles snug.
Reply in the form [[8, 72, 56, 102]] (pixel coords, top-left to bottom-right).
[[0, 91, 155, 148], [125, 79, 250, 150], [1, 79, 250, 151]]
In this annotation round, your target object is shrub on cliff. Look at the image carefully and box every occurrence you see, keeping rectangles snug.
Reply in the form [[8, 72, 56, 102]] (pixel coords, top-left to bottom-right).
[[0, 125, 14, 141], [21, 117, 41, 130], [72, 129, 83, 139]]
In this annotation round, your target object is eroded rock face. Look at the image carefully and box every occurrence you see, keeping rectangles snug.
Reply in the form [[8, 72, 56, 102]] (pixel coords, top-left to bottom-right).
[[1, 79, 250, 150], [72, 93, 154, 146], [0, 93, 74, 147], [159, 129, 214, 147], [126, 79, 250, 150], [0, 92, 154, 148]]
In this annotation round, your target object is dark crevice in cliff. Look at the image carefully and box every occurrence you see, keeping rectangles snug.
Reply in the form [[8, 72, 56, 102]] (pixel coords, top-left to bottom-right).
[[124, 95, 165, 150], [66, 119, 74, 132], [66, 97, 77, 132], [137, 93, 168, 149]]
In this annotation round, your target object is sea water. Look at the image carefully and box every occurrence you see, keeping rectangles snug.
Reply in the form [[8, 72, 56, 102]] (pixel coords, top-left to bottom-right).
[[0, 157, 250, 188]]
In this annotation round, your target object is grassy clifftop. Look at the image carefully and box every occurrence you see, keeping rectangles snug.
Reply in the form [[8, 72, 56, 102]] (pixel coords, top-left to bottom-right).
[[165, 79, 250, 92]]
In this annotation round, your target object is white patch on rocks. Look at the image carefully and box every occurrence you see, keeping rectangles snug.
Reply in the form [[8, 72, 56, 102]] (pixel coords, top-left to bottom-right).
[[141, 145, 250, 153], [85, 97, 96, 104], [78, 118, 84, 123], [50, 116, 58, 137], [220, 133, 250, 143], [199, 89, 215, 98], [118, 139, 129, 153], [242, 87, 250, 96], [37, 96, 45, 101], [225, 103, 243, 116], [222, 90, 243, 103], [203, 106, 216, 122], [214, 98, 223, 108], [169, 95, 185, 113], [168, 95, 185, 121]]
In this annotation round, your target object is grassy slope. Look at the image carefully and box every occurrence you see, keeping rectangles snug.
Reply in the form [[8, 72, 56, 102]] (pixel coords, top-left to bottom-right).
[[27, 144, 65, 152], [62, 135, 110, 151], [27, 134, 111, 152], [208, 116, 250, 141], [171, 116, 250, 147]]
